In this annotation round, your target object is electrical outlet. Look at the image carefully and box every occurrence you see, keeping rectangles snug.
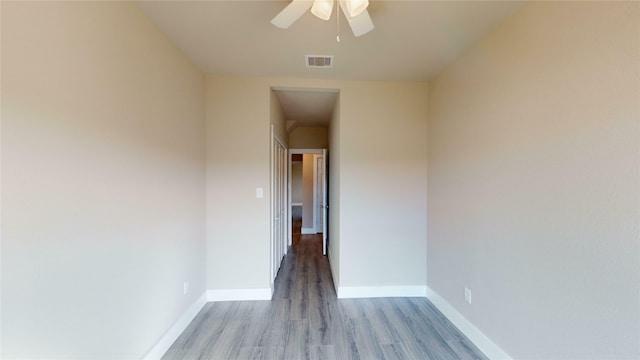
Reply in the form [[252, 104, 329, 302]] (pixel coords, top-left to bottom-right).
[[183, 281, 189, 295], [464, 287, 472, 304]]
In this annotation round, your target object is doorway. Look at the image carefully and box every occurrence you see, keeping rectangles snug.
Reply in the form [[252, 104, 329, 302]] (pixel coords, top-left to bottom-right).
[[288, 149, 327, 255]]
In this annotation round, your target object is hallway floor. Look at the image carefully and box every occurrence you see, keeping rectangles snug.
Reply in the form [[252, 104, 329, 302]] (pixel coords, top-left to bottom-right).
[[162, 228, 487, 359]]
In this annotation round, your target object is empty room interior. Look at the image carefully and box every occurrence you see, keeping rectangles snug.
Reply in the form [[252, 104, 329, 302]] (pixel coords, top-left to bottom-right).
[[1, 1, 639, 359]]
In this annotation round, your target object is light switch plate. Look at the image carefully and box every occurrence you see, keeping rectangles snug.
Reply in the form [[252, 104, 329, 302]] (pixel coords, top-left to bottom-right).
[[256, 187, 264, 198]]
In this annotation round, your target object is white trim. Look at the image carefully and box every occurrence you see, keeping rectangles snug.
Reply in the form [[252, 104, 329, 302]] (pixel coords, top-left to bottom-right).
[[301, 227, 316, 234], [288, 149, 292, 247], [289, 148, 324, 154], [207, 288, 272, 302], [337, 285, 427, 299], [142, 292, 207, 360], [288, 148, 323, 247], [426, 287, 512, 360]]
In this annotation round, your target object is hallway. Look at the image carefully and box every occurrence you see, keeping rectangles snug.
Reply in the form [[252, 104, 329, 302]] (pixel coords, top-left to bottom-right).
[[162, 231, 487, 359]]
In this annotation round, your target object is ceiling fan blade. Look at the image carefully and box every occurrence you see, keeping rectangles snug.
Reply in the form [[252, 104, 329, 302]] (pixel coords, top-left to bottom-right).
[[339, 0, 374, 37], [348, 10, 374, 37], [271, 0, 314, 29]]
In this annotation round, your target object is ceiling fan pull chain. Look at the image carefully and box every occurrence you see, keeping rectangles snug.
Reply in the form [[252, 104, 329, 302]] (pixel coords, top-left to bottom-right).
[[336, 1, 341, 43]]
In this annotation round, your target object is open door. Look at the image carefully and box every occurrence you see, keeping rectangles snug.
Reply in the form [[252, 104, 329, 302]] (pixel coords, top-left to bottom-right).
[[321, 149, 327, 255], [270, 126, 288, 286], [314, 151, 328, 255]]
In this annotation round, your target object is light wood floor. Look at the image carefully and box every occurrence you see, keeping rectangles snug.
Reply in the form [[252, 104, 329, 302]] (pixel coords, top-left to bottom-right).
[[162, 224, 487, 359]]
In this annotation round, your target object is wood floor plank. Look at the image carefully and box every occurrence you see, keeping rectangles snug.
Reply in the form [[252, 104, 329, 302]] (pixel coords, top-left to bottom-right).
[[161, 229, 488, 360], [447, 339, 490, 360], [283, 319, 310, 360], [407, 296, 466, 341], [351, 316, 385, 360], [361, 299, 396, 345], [309, 345, 337, 360], [259, 299, 290, 347], [205, 319, 247, 360], [240, 302, 273, 348], [377, 298, 441, 359], [393, 298, 460, 359], [260, 346, 285, 360], [308, 279, 331, 345], [380, 342, 411, 360], [236, 347, 262, 360], [338, 299, 367, 319], [327, 309, 361, 360]]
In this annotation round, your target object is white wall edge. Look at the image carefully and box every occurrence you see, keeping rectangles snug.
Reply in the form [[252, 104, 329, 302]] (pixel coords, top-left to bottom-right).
[[337, 285, 427, 299], [207, 288, 272, 302], [426, 287, 512, 360], [301, 227, 316, 234], [142, 292, 207, 360]]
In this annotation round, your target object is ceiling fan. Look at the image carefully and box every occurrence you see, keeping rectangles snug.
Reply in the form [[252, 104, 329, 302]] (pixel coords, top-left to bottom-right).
[[271, 0, 374, 37]]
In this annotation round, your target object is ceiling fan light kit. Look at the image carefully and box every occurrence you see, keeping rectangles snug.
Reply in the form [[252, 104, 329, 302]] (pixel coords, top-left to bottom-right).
[[311, 0, 334, 21], [272, 0, 374, 37]]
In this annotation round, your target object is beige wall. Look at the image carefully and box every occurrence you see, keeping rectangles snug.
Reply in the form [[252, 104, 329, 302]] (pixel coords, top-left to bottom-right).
[[291, 162, 303, 204], [302, 154, 315, 230], [289, 127, 328, 149], [270, 90, 287, 145], [206, 77, 271, 291], [327, 96, 341, 284], [205, 77, 427, 294], [1, 2, 206, 358], [338, 82, 428, 288], [427, 2, 640, 358]]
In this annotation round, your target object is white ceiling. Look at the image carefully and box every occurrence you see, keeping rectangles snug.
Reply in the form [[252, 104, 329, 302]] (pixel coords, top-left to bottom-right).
[[135, 0, 522, 128]]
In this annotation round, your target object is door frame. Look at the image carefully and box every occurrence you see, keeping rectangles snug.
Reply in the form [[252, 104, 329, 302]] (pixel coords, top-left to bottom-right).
[[288, 149, 326, 251]]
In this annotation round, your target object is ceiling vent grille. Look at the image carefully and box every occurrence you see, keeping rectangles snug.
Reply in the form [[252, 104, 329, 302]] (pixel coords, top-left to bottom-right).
[[305, 55, 333, 68]]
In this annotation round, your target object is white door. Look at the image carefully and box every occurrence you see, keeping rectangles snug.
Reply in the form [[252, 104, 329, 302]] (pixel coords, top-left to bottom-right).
[[322, 149, 327, 255], [271, 126, 288, 285], [315, 150, 328, 255], [316, 156, 324, 232]]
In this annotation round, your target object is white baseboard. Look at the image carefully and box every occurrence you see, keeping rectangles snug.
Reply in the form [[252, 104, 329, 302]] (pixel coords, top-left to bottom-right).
[[337, 285, 427, 299], [301, 227, 316, 234], [143, 292, 207, 360], [207, 288, 272, 301], [426, 287, 511, 360]]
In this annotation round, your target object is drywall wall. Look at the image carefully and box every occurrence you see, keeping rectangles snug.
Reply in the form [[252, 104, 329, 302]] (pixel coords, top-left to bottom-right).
[[289, 127, 328, 149], [328, 96, 341, 285], [302, 154, 315, 230], [1, 2, 206, 358], [291, 162, 303, 204], [270, 89, 288, 145], [427, 2, 640, 358], [206, 77, 271, 291], [338, 81, 428, 290], [205, 77, 427, 296]]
